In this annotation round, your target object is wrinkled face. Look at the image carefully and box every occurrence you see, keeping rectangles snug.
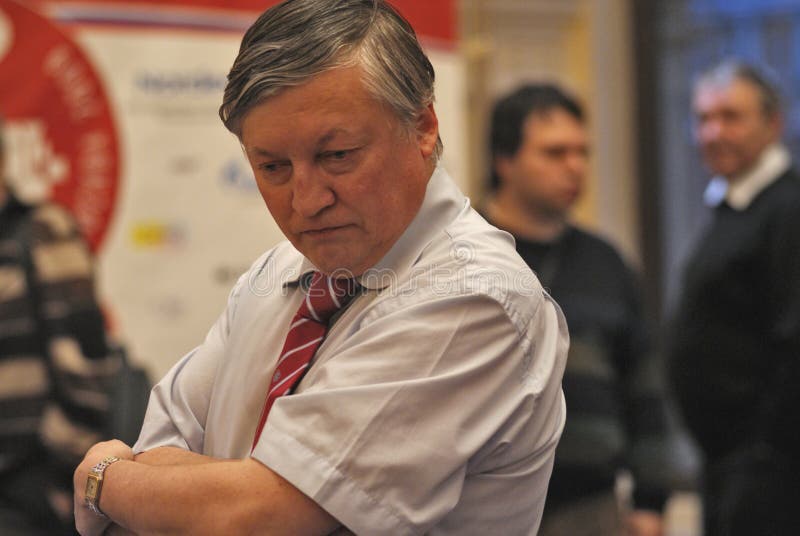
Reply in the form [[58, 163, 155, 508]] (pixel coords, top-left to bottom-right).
[[241, 66, 438, 276], [693, 79, 780, 179], [497, 108, 588, 219]]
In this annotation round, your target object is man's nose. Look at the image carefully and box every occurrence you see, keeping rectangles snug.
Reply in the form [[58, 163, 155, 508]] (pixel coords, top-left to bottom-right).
[[291, 165, 336, 217], [566, 151, 587, 177], [699, 119, 723, 142]]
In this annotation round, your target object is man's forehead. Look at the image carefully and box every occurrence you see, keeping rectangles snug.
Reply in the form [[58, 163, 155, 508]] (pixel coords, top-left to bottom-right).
[[523, 109, 587, 140], [693, 79, 760, 109], [244, 125, 361, 153], [525, 108, 583, 126], [239, 67, 383, 149]]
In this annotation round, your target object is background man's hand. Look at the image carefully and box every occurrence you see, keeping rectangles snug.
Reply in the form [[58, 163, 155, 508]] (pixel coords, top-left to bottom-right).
[[626, 510, 664, 536], [105, 523, 138, 535], [73, 440, 134, 536]]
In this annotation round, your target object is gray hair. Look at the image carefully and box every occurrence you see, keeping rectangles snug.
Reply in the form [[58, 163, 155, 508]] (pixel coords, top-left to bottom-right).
[[695, 59, 783, 118], [220, 0, 442, 158]]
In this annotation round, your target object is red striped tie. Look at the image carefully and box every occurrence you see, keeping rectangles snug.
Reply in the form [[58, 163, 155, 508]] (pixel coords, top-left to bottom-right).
[[251, 272, 358, 450]]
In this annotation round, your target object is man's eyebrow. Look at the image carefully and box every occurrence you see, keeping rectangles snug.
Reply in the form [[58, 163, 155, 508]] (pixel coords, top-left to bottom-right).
[[246, 146, 282, 158], [245, 128, 356, 155], [318, 128, 353, 147]]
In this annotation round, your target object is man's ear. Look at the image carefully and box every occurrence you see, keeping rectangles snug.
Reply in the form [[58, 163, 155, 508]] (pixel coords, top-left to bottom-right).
[[767, 112, 783, 143], [494, 155, 515, 187], [416, 104, 439, 158]]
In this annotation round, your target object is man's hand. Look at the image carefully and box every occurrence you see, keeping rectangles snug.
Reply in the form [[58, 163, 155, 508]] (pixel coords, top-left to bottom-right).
[[73, 440, 134, 536], [105, 524, 138, 535], [626, 510, 664, 536]]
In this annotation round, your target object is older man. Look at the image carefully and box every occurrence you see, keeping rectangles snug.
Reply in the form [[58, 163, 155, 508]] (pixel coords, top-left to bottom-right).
[[72, 1, 568, 535], [668, 60, 800, 536]]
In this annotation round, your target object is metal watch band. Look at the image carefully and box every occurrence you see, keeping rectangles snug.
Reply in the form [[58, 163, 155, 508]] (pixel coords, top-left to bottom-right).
[[85, 455, 122, 518], [86, 497, 106, 518]]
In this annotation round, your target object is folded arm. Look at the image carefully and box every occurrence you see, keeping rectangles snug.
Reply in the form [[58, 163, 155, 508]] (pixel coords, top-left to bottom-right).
[[74, 441, 338, 536], [134, 446, 219, 466]]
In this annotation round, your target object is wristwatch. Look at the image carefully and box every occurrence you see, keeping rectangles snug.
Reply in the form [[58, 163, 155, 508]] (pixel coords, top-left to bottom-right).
[[85, 455, 121, 517]]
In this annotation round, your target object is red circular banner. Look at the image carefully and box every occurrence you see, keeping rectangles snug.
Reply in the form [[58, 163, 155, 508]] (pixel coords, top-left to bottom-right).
[[0, 0, 120, 252]]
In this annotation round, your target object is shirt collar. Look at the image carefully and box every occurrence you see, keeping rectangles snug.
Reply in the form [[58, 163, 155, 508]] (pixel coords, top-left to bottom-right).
[[285, 258, 315, 288], [360, 165, 465, 290], [283, 164, 466, 290], [703, 143, 791, 210]]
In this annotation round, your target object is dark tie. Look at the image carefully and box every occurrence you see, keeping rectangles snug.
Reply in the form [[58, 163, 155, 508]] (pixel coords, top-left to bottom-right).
[[251, 272, 358, 450]]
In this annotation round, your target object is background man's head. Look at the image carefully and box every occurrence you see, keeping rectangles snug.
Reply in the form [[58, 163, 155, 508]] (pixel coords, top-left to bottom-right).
[[692, 60, 783, 180], [220, 0, 440, 276], [489, 84, 588, 221], [220, 0, 441, 159]]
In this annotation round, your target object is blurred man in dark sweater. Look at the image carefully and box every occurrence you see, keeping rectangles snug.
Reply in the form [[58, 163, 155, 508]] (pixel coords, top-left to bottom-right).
[[484, 84, 674, 536], [667, 60, 800, 536]]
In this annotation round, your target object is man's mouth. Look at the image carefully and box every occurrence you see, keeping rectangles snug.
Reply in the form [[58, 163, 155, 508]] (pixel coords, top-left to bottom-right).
[[302, 225, 350, 237]]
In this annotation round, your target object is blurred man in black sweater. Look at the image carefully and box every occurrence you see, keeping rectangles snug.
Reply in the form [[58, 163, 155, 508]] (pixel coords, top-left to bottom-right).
[[668, 60, 800, 536], [485, 84, 674, 536]]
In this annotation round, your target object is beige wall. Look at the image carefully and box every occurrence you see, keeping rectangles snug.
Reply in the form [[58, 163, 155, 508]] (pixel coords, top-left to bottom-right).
[[459, 0, 641, 265]]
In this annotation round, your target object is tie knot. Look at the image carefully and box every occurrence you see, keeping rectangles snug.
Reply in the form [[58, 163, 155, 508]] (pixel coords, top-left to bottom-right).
[[298, 272, 358, 323]]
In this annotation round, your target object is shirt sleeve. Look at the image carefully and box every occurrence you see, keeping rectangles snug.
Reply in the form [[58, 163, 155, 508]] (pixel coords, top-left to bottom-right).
[[133, 269, 248, 454], [253, 289, 567, 535]]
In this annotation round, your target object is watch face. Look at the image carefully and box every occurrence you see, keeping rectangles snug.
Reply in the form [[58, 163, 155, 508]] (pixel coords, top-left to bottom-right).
[[86, 475, 100, 500]]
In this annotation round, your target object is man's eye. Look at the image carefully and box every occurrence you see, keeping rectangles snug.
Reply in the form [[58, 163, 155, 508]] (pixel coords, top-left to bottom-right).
[[318, 148, 360, 173], [544, 147, 568, 159], [258, 161, 291, 184], [323, 150, 351, 160], [260, 161, 288, 172], [721, 110, 741, 122]]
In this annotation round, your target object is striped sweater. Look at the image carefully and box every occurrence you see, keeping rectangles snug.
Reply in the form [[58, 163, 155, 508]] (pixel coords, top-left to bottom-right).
[[0, 194, 116, 530]]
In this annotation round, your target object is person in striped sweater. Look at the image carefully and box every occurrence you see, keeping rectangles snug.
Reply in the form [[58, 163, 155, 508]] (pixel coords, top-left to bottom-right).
[[0, 118, 116, 535]]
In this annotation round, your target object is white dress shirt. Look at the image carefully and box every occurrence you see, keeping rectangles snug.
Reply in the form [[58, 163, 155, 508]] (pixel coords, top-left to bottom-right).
[[134, 165, 568, 535]]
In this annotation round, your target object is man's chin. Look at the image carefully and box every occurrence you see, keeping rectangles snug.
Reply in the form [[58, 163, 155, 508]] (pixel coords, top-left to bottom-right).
[[306, 254, 361, 278], [709, 166, 741, 179], [703, 152, 742, 178]]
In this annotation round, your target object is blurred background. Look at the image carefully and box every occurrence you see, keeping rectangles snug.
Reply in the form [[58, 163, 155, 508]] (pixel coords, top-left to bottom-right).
[[2, 1, 799, 534]]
